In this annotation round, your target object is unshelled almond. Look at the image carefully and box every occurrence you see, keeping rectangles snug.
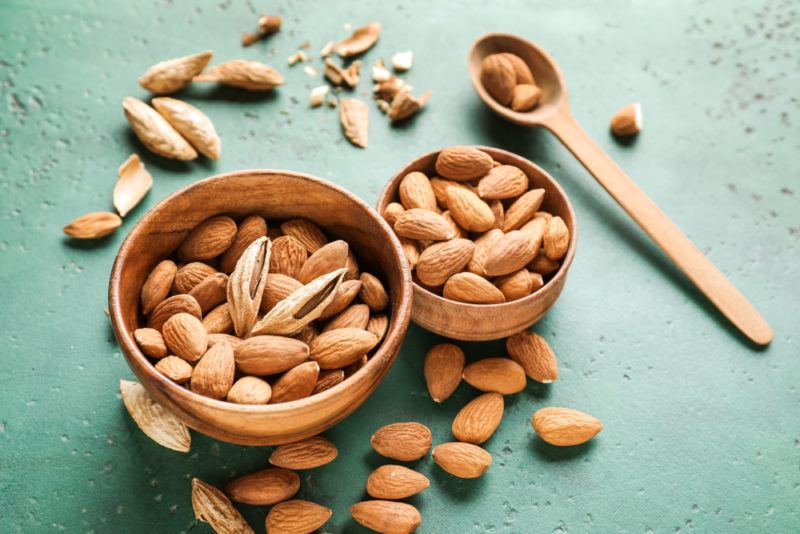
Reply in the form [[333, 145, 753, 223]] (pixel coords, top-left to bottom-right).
[[259, 273, 303, 313], [506, 331, 558, 383], [467, 228, 503, 276], [267, 499, 332, 534], [424, 343, 464, 403], [528, 250, 560, 275], [313, 369, 345, 394], [480, 54, 516, 105], [190, 342, 235, 399], [297, 240, 349, 284], [452, 392, 504, 444], [140, 259, 176, 314], [358, 272, 388, 311], [162, 312, 208, 362], [435, 146, 493, 181], [398, 171, 437, 211], [463, 357, 526, 395], [493, 269, 536, 301], [323, 303, 370, 332], [191, 478, 253, 534], [371, 422, 432, 461], [532, 407, 603, 446], [177, 215, 237, 262], [219, 215, 268, 273], [203, 303, 234, 334], [366, 314, 389, 342], [445, 186, 495, 232], [227, 376, 272, 404], [366, 465, 430, 500], [511, 84, 543, 112], [432, 442, 492, 478], [500, 52, 535, 84], [225, 467, 299, 505], [120, 380, 190, 452], [270, 361, 319, 403], [443, 272, 506, 304], [269, 435, 338, 469], [351, 500, 421, 534], [382, 202, 405, 226], [318, 279, 362, 319], [189, 272, 228, 313]]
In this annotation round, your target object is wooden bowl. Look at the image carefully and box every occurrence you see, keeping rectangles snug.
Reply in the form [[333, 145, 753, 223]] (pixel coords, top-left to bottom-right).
[[377, 147, 577, 341], [109, 170, 413, 446]]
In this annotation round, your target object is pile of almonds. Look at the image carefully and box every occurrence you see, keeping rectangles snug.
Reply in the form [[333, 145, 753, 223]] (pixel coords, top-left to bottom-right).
[[383, 146, 571, 304], [133, 215, 390, 405], [480, 51, 543, 112]]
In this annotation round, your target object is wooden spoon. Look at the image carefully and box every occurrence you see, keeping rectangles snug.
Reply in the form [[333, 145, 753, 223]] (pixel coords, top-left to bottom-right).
[[469, 32, 773, 346]]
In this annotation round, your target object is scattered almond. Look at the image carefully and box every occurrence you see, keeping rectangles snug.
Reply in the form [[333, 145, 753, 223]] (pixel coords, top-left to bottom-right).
[[194, 59, 284, 91], [269, 435, 338, 469], [191, 478, 253, 534], [138, 50, 212, 94], [225, 467, 299, 505], [340, 98, 369, 148], [424, 343, 464, 403], [452, 392, 504, 444], [266, 499, 332, 534], [506, 330, 558, 383], [63, 211, 122, 239], [113, 154, 152, 217], [371, 422, 432, 461], [462, 357, 526, 395], [351, 500, 421, 533], [532, 407, 603, 446], [336, 22, 381, 57], [432, 442, 492, 478], [610, 102, 642, 136], [366, 465, 429, 500]]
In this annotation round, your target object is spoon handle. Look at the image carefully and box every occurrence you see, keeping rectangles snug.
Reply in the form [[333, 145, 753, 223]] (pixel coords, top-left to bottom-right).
[[544, 109, 772, 346]]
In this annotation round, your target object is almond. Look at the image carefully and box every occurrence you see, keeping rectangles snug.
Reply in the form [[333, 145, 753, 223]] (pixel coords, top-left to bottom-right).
[[344, 354, 369, 377], [462, 357, 526, 395], [415, 238, 474, 287], [234, 335, 310, 375], [398, 171, 437, 211], [294, 324, 318, 345], [543, 216, 570, 260], [269, 235, 307, 278], [500, 52, 535, 84], [335, 22, 381, 57], [435, 146, 493, 182], [366, 314, 389, 342], [399, 237, 420, 270], [312, 369, 345, 394], [225, 467, 299, 505], [511, 84, 543, 112], [393, 208, 455, 241], [177, 215, 237, 262], [480, 53, 516, 105], [323, 303, 370, 332], [162, 313, 208, 362], [382, 202, 406, 226], [114, 154, 152, 217], [340, 97, 368, 148], [483, 230, 539, 277], [122, 97, 197, 160], [266, 499, 332, 534], [207, 333, 242, 348], [529, 271, 545, 291], [147, 294, 201, 330], [388, 89, 431, 122], [493, 269, 535, 301], [528, 250, 560, 275], [489, 199, 505, 229], [202, 303, 234, 334], [120, 380, 190, 453], [189, 272, 228, 313], [270, 361, 319, 403], [297, 240, 349, 284], [429, 177, 473, 208], [358, 273, 388, 311], [138, 51, 212, 94], [151, 97, 221, 160], [452, 392, 504, 444], [432, 442, 492, 478], [532, 407, 603, 446], [506, 331, 558, 383], [219, 215, 268, 273], [190, 342, 235, 399], [280, 219, 328, 253], [259, 274, 303, 313], [351, 500, 421, 533], [441, 210, 468, 238], [269, 435, 338, 469], [191, 478, 253, 534], [173, 262, 217, 294], [154, 355, 193, 384], [309, 328, 378, 369], [445, 187, 495, 232], [318, 279, 362, 319], [610, 102, 642, 137], [534, 211, 553, 222], [519, 216, 547, 247], [443, 272, 506, 304], [502, 188, 545, 232], [324, 57, 361, 88], [344, 249, 360, 280], [423, 343, 464, 403], [63, 211, 122, 239], [467, 228, 504, 276], [134, 328, 169, 359], [478, 165, 529, 199], [140, 259, 177, 314], [366, 465, 429, 500], [227, 376, 271, 404], [193, 59, 284, 91], [371, 422, 431, 461]]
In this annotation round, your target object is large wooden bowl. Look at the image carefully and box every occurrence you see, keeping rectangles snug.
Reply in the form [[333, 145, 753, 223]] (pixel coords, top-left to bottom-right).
[[377, 147, 577, 340], [109, 170, 413, 446]]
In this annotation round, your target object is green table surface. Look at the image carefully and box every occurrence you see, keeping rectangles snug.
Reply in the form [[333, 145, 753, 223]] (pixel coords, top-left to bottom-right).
[[1, 0, 798, 532]]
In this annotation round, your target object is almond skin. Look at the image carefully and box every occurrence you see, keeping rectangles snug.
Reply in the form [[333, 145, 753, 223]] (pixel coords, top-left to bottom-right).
[[366, 465, 430, 500], [424, 343, 464, 403], [162, 313, 208, 362], [506, 331, 558, 383], [415, 238, 475, 287], [134, 328, 168, 359], [398, 170, 437, 211], [393, 208, 455, 241], [297, 240, 349, 284], [147, 294, 202, 331], [177, 216, 237, 262], [227, 376, 271, 404], [234, 335, 310, 376], [358, 272, 388, 311], [351, 500, 421, 534], [270, 361, 320, 403], [445, 187, 495, 232], [443, 272, 506, 304], [435, 146, 493, 182], [280, 219, 328, 253], [478, 165, 529, 199], [190, 342, 235, 399], [309, 328, 379, 369], [173, 262, 217, 294], [371, 422, 432, 461], [219, 215, 268, 273], [532, 407, 603, 446], [266, 499, 332, 534], [269, 435, 338, 469], [503, 188, 545, 232], [462, 357, 526, 395], [452, 392, 504, 444], [225, 467, 300, 505], [154, 355, 193, 384], [483, 230, 539, 277], [140, 259, 177, 315], [269, 235, 308, 279], [480, 53, 516, 105], [543, 216, 570, 260], [432, 442, 492, 478]]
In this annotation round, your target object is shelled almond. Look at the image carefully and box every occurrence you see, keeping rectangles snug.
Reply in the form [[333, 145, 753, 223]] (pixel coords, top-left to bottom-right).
[[480, 52, 542, 112], [133, 215, 391, 405], [383, 146, 571, 304]]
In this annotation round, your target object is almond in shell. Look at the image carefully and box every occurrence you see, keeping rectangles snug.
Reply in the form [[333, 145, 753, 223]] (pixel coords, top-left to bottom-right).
[[269, 435, 338, 469], [193, 59, 284, 91], [191, 478, 253, 534]]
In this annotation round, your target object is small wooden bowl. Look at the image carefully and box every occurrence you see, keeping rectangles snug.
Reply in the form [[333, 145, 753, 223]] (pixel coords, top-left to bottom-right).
[[109, 170, 413, 446], [377, 147, 577, 341]]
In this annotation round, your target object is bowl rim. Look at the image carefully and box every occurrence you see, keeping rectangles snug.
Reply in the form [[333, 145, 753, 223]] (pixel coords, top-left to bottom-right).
[[109, 168, 413, 416], [377, 145, 577, 311]]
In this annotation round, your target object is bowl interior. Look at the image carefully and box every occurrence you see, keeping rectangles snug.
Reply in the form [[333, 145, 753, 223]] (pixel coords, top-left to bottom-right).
[[110, 170, 412, 423]]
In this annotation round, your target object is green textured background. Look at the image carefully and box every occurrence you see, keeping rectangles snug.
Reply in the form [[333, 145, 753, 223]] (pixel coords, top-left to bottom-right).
[[1, 0, 798, 532]]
